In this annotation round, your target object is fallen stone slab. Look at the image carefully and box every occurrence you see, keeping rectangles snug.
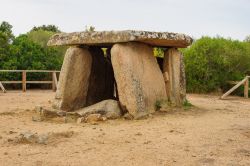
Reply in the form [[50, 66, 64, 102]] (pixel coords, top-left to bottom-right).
[[32, 106, 66, 122], [48, 30, 193, 48], [12, 131, 74, 145], [76, 99, 122, 119], [64, 99, 122, 123]]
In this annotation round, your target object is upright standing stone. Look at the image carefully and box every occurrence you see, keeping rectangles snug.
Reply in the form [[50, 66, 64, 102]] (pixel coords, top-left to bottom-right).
[[53, 47, 92, 111], [163, 48, 186, 106], [111, 42, 167, 119]]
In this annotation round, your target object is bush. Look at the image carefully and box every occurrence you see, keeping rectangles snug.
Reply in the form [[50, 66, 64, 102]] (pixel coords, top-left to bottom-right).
[[182, 36, 250, 93]]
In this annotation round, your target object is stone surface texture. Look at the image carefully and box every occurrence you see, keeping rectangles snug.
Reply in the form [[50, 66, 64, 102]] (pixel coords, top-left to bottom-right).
[[76, 99, 122, 119], [111, 42, 167, 119], [53, 47, 92, 111], [48, 30, 193, 48], [53, 46, 116, 111], [163, 48, 186, 106]]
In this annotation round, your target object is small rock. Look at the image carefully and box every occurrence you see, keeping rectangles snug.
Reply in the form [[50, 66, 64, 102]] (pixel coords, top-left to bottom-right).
[[24, 109, 31, 112], [56, 111, 67, 117], [86, 114, 102, 123], [13, 131, 72, 145], [4, 152, 8, 155], [36, 134, 48, 145], [41, 108, 58, 118], [8, 131, 16, 134], [90, 122, 99, 125], [65, 112, 80, 123], [143, 141, 151, 144], [35, 105, 43, 113], [18, 131, 38, 144], [32, 115, 43, 122], [76, 117, 85, 124], [123, 113, 133, 120], [33, 106, 60, 121], [102, 116, 107, 121], [7, 138, 13, 142], [135, 132, 142, 136]]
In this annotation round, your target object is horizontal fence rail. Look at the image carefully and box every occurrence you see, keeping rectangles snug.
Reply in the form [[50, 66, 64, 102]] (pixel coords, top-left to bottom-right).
[[0, 70, 60, 93], [221, 76, 249, 99]]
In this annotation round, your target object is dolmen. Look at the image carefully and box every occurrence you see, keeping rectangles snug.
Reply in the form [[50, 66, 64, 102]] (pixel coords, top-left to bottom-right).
[[47, 30, 193, 120]]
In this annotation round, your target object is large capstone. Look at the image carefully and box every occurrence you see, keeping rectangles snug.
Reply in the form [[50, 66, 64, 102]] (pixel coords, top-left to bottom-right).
[[48, 30, 193, 48], [111, 42, 167, 119], [163, 48, 186, 106], [53, 47, 92, 111]]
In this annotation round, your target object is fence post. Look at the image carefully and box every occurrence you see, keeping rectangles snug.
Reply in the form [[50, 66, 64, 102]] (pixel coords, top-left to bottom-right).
[[221, 77, 248, 99], [22, 71, 26, 92], [0, 82, 6, 93], [244, 77, 249, 98]]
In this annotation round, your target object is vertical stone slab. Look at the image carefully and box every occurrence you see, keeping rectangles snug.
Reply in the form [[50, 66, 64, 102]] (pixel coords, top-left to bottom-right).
[[111, 42, 167, 119], [86, 47, 115, 106], [53, 47, 92, 111], [163, 48, 186, 106]]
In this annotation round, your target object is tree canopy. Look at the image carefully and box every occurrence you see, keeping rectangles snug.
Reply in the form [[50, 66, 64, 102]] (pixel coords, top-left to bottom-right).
[[31, 25, 60, 33], [182, 36, 250, 93], [0, 21, 65, 82]]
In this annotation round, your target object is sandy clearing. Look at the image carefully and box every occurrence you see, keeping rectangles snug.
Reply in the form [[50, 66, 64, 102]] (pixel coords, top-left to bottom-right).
[[0, 91, 249, 166]]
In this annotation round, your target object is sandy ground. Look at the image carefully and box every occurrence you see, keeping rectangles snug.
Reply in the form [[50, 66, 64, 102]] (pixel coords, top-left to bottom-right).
[[0, 90, 249, 166]]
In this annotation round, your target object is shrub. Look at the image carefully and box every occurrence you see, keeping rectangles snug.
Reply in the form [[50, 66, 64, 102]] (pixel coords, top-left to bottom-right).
[[182, 36, 250, 93]]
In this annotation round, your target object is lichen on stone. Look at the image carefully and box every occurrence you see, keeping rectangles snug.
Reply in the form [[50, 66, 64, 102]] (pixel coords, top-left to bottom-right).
[[48, 30, 193, 48]]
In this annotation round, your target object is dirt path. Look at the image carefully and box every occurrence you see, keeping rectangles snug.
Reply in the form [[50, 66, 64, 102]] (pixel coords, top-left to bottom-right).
[[0, 91, 249, 166]]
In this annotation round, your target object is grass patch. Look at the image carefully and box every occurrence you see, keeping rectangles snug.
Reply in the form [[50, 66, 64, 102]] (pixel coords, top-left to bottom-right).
[[183, 99, 193, 110], [155, 99, 170, 111]]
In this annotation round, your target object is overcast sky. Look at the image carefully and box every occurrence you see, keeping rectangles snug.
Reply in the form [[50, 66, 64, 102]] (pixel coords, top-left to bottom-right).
[[0, 0, 249, 40]]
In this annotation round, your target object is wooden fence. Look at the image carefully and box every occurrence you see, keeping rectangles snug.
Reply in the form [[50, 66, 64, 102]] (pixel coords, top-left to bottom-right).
[[221, 76, 250, 99], [0, 70, 60, 93]]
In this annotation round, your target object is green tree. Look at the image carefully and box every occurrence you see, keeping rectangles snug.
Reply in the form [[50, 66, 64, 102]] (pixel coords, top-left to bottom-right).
[[85, 25, 95, 32], [31, 25, 60, 33], [0, 21, 14, 69], [0, 22, 64, 83], [27, 29, 56, 48], [244, 35, 250, 42], [0, 21, 14, 41]]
